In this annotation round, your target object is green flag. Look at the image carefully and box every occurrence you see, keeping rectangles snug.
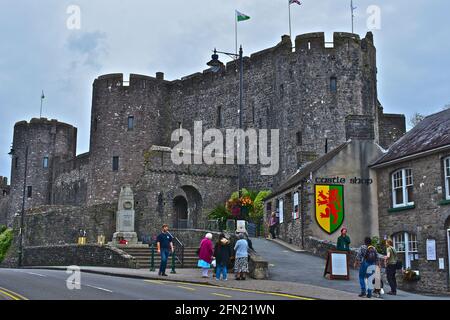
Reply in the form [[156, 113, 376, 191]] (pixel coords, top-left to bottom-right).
[[236, 10, 250, 22]]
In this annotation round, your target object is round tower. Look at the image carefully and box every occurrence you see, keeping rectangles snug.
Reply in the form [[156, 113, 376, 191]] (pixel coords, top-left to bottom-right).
[[87, 73, 169, 206], [8, 118, 77, 224]]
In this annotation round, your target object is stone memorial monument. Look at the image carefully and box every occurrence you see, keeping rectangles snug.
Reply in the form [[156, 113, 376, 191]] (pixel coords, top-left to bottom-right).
[[110, 185, 143, 246]]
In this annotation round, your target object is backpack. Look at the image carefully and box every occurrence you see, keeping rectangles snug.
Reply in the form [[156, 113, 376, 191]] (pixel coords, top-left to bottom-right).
[[365, 246, 377, 263]]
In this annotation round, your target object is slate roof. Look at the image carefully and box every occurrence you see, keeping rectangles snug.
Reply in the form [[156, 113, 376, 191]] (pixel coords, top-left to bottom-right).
[[266, 141, 351, 200], [371, 108, 450, 167]]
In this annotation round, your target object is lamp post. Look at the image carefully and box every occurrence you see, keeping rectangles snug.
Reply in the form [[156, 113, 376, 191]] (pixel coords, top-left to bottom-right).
[[9, 145, 28, 267], [207, 46, 244, 222]]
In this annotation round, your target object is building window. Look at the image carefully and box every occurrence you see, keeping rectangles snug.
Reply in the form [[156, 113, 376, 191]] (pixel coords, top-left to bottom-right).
[[393, 232, 418, 269], [112, 156, 119, 171], [43, 157, 49, 168], [93, 118, 98, 132], [27, 186, 32, 198], [217, 106, 222, 127], [445, 157, 450, 200], [296, 131, 302, 146], [330, 77, 337, 92], [127, 116, 134, 131], [15, 157, 19, 169], [392, 168, 414, 208]]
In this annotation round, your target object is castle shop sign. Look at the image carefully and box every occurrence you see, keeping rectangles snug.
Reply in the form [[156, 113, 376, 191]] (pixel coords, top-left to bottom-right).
[[314, 176, 373, 185]]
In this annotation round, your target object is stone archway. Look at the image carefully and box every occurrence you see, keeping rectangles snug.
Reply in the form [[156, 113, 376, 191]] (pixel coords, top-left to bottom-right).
[[173, 196, 188, 229], [171, 185, 203, 229]]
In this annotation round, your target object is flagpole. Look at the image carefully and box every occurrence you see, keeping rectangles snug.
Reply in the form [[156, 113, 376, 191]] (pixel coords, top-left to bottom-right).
[[288, 0, 292, 40], [40, 90, 43, 118], [235, 11, 238, 57]]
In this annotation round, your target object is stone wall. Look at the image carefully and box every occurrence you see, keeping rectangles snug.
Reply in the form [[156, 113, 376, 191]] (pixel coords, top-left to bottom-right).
[[376, 151, 450, 293], [22, 244, 137, 268], [378, 108, 406, 149], [22, 204, 116, 247], [52, 152, 89, 206], [0, 176, 9, 226]]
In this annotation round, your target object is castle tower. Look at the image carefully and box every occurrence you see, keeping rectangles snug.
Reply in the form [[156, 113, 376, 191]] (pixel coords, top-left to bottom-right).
[[8, 118, 77, 225], [87, 73, 170, 205]]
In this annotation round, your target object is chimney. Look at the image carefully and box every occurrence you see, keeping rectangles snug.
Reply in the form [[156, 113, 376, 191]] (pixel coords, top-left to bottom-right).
[[156, 72, 164, 80]]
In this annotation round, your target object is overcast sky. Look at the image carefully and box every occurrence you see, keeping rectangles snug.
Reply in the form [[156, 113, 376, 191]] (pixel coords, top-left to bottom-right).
[[0, 0, 449, 180]]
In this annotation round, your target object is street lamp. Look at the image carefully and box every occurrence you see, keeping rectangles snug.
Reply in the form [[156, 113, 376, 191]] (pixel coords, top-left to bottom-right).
[[207, 46, 244, 223], [9, 145, 28, 267]]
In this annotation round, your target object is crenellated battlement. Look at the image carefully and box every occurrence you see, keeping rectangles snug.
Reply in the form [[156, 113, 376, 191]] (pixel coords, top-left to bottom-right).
[[91, 31, 374, 96], [14, 118, 76, 130]]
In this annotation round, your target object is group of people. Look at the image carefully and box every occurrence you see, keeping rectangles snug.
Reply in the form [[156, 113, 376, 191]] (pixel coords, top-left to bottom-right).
[[336, 228, 401, 298], [197, 232, 251, 281], [155, 224, 251, 281]]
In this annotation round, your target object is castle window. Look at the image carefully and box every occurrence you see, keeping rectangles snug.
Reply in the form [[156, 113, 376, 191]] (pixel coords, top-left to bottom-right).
[[128, 116, 134, 131], [330, 77, 337, 92], [112, 156, 119, 172], [14, 157, 19, 169], [444, 157, 450, 200], [93, 118, 98, 132], [308, 41, 311, 50], [27, 186, 32, 198], [142, 80, 147, 89], [43, 157, 49, 169], [217, 106, 223, 127], [392, 168, 414, 208], [296, 131, 302, 146]]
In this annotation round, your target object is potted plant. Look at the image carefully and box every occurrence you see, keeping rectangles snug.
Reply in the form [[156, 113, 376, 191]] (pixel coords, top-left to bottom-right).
[[403, 268, 421, 281]]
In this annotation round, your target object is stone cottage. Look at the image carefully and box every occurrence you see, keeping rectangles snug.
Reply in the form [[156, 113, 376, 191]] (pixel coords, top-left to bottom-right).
[[371, 108, 450, 294]]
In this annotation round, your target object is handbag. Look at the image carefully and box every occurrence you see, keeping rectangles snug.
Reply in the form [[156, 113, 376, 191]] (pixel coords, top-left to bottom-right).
[[211, 259, 217, 268]]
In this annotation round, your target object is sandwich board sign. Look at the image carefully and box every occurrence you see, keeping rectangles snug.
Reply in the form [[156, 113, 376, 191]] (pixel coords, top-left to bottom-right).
[[324, 251, 350, 280]]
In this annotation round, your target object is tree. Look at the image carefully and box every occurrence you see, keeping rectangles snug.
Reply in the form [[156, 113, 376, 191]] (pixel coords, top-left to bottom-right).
[[409, 112, 425, 128]]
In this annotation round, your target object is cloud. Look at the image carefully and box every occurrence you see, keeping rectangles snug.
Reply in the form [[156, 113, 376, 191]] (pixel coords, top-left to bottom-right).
[[66, 31, 108, 69]]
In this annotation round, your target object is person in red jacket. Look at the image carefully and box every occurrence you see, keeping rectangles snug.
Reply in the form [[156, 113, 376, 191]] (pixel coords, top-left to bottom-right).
[[197, 233, 214, 278]]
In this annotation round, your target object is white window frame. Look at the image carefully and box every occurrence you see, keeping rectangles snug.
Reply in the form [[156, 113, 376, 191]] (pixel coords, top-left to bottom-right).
[[444, 157, 450, 200], [278, 199, 284, 224], [392, 168, 414, 208], [393, 232, 418, 269]]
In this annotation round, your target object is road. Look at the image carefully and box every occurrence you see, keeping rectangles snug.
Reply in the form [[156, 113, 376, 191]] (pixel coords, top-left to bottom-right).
[[0, 268, 308, 300]]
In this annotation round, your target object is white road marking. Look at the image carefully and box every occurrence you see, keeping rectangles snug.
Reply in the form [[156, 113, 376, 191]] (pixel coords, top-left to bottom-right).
[[85, 285, 113, 293], [26, 272, 48, 277], [66, 281, 113, 293]]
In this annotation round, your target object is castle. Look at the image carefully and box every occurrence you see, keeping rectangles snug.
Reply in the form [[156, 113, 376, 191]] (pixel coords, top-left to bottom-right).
[[2, 32, 406, 242]]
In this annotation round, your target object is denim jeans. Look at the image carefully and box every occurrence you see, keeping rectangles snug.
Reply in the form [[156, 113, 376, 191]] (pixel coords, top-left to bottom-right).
[[359, 261, 375, 297], [159, 249, 170, 274], [216, 264, 228, 280]]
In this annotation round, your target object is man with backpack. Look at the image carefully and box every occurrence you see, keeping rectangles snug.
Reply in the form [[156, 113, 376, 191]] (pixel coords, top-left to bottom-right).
[[354, 237, 378, 298]]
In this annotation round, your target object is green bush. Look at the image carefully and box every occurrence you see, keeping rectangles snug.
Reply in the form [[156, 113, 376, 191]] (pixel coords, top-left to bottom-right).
[[0, 225, 6, 234], [0, 228, 13, 263]]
